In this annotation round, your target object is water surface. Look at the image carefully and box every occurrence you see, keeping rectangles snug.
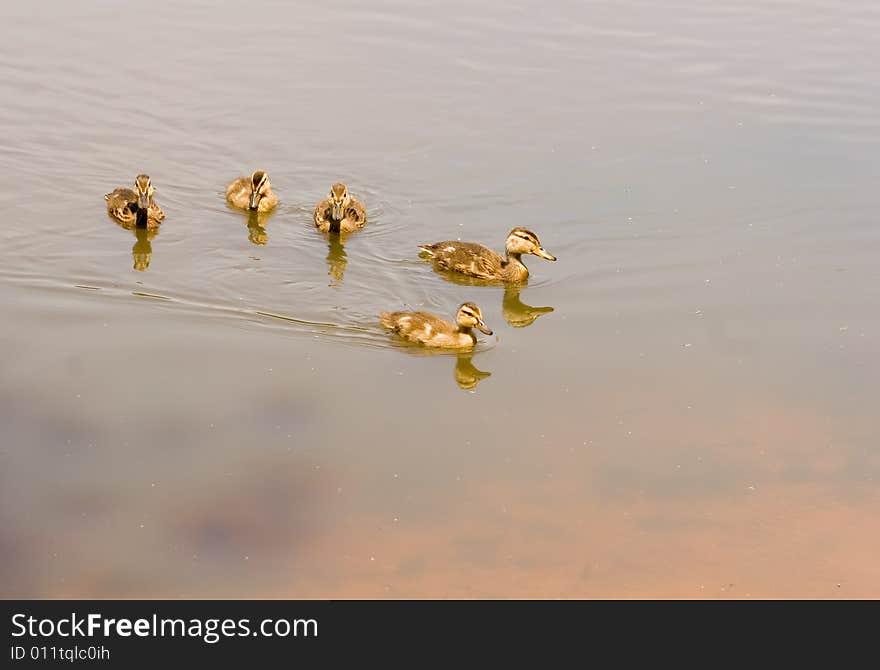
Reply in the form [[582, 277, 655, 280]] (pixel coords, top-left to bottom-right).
[[1, 0, 879, 597]]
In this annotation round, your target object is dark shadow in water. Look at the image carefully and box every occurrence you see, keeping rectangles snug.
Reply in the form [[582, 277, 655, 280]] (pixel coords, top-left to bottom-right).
[[106, 213, 159, 272], [246, 211, 271, 246], [384, 337, 494, 392], [326, 233, 348, 285], [131, 228, 155, 272], [502, 285, 554, 328], [420, 261, 555, 328], [454, 354, 492, 391]]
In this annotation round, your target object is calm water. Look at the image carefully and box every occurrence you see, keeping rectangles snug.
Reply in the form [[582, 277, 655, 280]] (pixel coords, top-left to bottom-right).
[[1, 0, 879, 598]]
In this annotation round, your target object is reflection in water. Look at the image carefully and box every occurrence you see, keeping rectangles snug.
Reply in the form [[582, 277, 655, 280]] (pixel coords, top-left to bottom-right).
[[502, 285, 554, 328], [246, 211, 270, 246], [426, 263, 507, 288], [325, 233, 348, 284], [421, 266, 555, 328], [107, 211, 159, 271], [454, 354, 491, 391], [131, 228, 155, 272]]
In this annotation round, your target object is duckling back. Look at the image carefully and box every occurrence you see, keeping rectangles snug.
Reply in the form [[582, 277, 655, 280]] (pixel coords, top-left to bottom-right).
[[314, 194, 367, 233], [104, 188, 164, 229], [226, 175, 278, 213], [105, 188, 138, 224], [419, 241, 510, 280]]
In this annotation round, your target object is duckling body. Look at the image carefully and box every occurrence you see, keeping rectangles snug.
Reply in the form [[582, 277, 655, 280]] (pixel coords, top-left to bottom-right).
[[314, 182, 367, 233], [105, 175, 164, 229], [454, 354, 492, 390], [419, 227, 556, 282], [226, 170, 278, 212], [380, 302, 493, 349]]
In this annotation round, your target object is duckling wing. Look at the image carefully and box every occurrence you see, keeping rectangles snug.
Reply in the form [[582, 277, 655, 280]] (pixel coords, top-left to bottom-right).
[[419, 241, 505, 279], [105, 188, 137, 223], [105, 187, 136, 208], [225, 177, 251, 207]]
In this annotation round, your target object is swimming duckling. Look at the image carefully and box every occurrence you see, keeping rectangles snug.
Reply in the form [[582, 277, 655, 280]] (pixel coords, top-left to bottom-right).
[[419, 227, 556, 282], [380, 302, 493, 349], [226, 170, 278, 213], [105, 174, 165, 229], [314, 182, 367, 233]]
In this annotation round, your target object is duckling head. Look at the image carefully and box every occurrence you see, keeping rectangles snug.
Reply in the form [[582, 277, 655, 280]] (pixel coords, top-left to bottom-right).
[[249, 170, 271, 211], [456, 302, 493, 335], [329, 182, 351, 221], [505, 227, 557, 261], [134, 174, 155, 211]]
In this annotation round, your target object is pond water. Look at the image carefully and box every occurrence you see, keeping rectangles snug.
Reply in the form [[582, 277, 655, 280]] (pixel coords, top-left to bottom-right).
[[1, 0, 878, 597]]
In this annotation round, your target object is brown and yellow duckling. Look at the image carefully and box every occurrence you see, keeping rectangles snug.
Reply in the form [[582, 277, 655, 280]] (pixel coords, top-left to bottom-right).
[[419, 227, 556, 282], [104, 174, 165, 229], [380, 302, 493, 349], [314, 182, 367, 233], [226, 170, 278, 213]]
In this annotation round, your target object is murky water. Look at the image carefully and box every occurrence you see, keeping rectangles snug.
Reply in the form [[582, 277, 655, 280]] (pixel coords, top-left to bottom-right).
[[2, 0, 879, 598]]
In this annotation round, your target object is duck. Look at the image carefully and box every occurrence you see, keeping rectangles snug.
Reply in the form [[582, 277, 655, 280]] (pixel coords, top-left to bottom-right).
[[325, 234, 348, 283], [380, 302, 493, 349], [226, 170, 278, 212], [419, 227, 556, 282], [314, 182, 367, 233], [105, 174, 165, 229]]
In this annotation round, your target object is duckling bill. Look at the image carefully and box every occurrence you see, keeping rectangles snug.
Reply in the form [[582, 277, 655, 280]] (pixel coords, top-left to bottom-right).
[[314, 182, 367, 233], [226, 170, 278, 212], [420, 227, 556, 282], [105, 174, 165, 229], [380, 302, 493, 349]]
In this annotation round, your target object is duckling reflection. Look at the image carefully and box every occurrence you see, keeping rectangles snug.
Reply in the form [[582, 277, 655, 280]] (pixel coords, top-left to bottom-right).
[[419, 227, 556, 283], [131, 227, 156, 272], [454, 353, 492, 390], [502, 285, 554, 328], [325, 233, 348, 283], [422, 265, 555, 327], [246, 211, 269, 245]]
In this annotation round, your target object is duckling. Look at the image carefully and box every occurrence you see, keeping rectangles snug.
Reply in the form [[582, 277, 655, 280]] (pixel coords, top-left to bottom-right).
[[380, 302, 493, 349], [419, 227, 556, 282], [226, 170, 278, 212], [104, 174, 165, 229], [314, 182, 367, 233]]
